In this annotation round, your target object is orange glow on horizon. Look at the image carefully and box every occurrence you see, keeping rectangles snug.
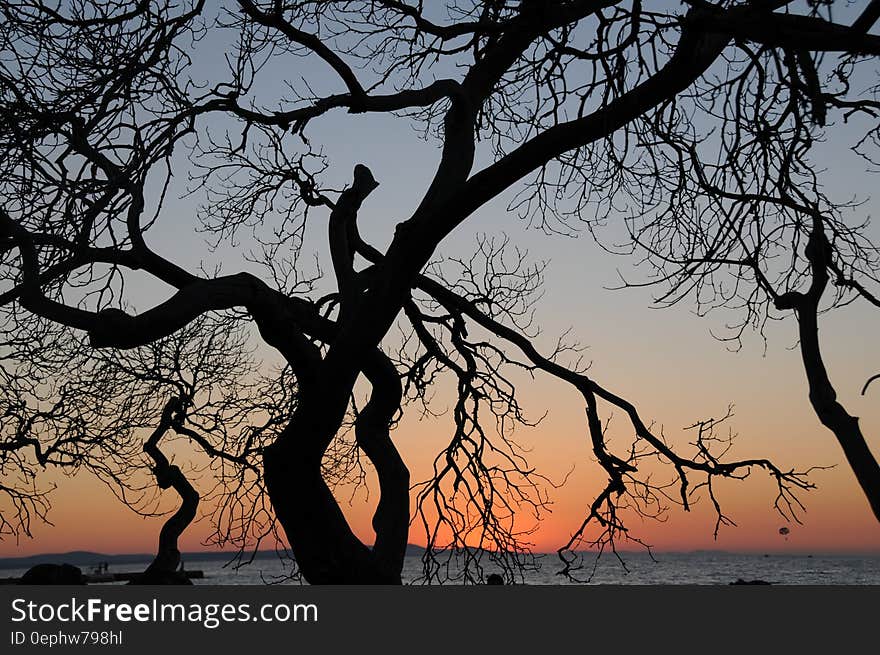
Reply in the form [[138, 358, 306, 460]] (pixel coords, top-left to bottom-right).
[[3, 291, 879, 560], [3, 416, 879, 559]]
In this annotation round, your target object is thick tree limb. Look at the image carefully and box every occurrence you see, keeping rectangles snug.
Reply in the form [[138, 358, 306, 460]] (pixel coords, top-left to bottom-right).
[[358, 350, 409, 580], [329, 165, 379, 313], [774, 220, 880, 522]]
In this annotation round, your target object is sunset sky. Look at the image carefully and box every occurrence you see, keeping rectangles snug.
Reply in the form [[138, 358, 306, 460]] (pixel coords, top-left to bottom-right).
[[2, 3, 880, 560], [5, 141, 879, 557]]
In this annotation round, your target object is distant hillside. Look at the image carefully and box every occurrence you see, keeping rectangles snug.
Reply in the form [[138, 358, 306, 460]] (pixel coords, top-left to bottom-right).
[[0, 550, 275, 571], [0, 545, 427, 570]]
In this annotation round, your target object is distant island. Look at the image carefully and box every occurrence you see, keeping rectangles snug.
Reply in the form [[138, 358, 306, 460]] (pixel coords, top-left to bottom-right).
[[0, 545, 429, 571], [0, 550, 255, 571]]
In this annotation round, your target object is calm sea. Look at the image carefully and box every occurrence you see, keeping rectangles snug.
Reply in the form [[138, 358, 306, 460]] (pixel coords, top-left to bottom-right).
[[5, 552, 879, 585]]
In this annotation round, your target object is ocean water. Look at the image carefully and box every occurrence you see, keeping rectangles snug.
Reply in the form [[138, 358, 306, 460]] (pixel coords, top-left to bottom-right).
[[5, 551, 879, 585], [221, 551, 880, 585]]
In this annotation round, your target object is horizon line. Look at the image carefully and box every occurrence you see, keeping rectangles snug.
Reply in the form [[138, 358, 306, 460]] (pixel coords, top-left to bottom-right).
[[3, 545, 880, 563]]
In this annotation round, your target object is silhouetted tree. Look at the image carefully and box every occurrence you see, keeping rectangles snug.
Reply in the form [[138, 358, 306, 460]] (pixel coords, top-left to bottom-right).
[[0, 310, 269, 580], [2, 1, 879, 583], [603, 3, 880, 523]]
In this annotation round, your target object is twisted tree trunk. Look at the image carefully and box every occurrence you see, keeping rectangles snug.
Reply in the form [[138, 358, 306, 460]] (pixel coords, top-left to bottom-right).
[[132, 399, 200, 585], [264, 351, 409, 584]]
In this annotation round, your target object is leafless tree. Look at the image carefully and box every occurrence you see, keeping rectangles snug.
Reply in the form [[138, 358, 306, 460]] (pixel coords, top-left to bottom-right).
[[2, 1, 879, 584], [606, 2, 880, 523]]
